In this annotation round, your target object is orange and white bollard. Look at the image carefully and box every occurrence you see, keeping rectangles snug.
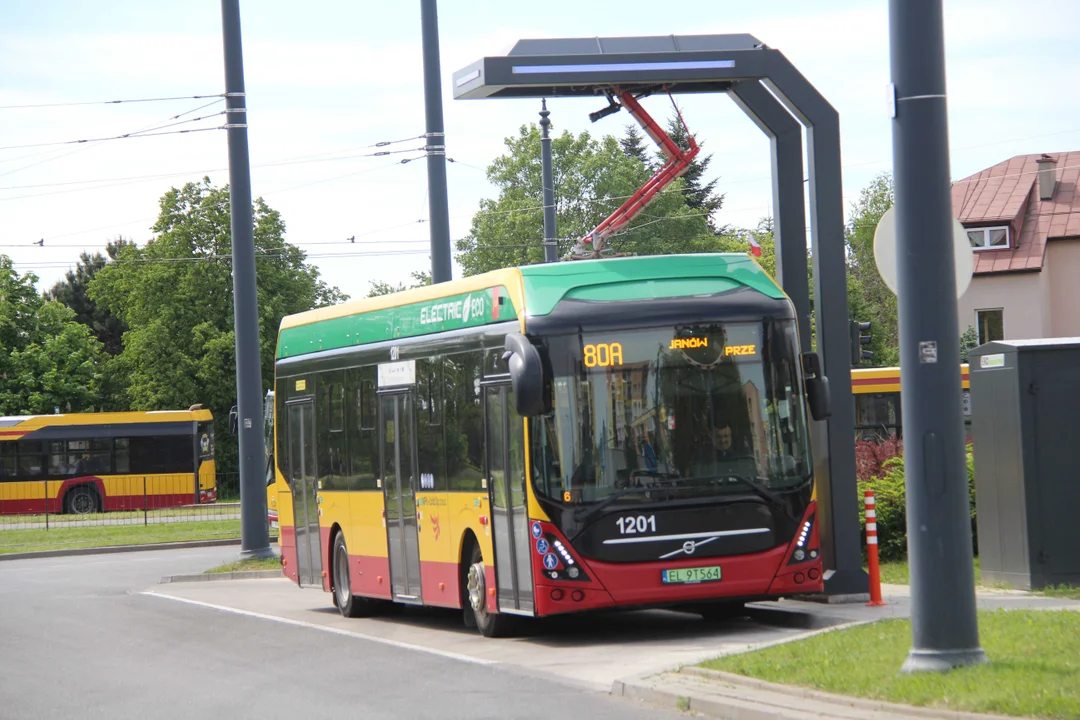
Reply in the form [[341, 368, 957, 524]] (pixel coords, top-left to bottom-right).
[[865, 490, 887, 606]]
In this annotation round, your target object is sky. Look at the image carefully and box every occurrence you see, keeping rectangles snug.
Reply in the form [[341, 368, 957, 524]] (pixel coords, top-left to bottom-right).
[[2, 0, 1079, 299]]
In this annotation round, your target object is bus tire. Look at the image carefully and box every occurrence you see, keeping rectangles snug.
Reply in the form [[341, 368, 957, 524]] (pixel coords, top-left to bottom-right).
[[64, 485, 101, 515], [465, 543, 513, 638], [331, 531, 379, 618]]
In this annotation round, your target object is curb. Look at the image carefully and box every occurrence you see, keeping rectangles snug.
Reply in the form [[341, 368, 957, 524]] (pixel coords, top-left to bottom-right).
[[680, 667, 1022, 720], [612, 670, 1021, 720], [0, 538, 242, 561], [160, 569, 284, 583]]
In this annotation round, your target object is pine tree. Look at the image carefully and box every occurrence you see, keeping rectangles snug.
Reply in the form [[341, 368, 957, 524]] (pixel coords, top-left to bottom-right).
[[656, 113, 725, 233], [619, 124, 652, 169]]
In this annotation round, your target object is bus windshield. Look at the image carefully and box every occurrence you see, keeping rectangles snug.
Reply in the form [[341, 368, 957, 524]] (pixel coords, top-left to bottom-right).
[[530, 319, 812, 506]]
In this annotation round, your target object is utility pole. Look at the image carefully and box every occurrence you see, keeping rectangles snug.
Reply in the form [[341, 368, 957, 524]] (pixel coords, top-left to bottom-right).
[[420, 0, 452, 283], [888, 0, 987, 672], [220, 0, 272, 559], [539, 99, 558, 263]]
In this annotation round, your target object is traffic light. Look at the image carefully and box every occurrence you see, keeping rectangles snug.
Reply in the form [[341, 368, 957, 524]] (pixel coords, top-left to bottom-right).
[[849, 320, 874, 365]]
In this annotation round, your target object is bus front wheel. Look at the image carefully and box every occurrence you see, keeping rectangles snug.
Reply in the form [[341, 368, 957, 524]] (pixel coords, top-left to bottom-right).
[[331, 532, 380, 618], [64, 485, 101, 515], [464, 544, 513, 638]]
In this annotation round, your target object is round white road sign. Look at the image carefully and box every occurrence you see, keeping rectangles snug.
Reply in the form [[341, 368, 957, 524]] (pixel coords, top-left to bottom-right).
[[873, 206, 974, 298]]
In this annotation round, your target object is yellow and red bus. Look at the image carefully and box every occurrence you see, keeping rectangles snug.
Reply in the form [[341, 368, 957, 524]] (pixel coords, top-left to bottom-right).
[[850, 365, 971, 440], [270, 254, 830, 636], [0, 407, 217, 515]]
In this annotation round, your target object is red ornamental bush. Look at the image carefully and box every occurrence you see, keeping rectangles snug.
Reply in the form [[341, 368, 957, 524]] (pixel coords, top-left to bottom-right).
[[854, 436, 903, 483]]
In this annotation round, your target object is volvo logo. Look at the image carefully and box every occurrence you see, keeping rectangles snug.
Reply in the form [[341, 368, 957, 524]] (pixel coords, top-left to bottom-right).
[[682, 541, 696, 555]]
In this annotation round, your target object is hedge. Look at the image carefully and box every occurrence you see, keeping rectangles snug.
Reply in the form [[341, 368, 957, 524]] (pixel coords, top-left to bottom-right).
[[854, 439, 978, 562]]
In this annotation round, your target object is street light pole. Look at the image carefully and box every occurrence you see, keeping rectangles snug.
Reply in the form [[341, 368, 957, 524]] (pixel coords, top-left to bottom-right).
[[220, 0, 272, 559], [888, 0, 987, 672], [539, 99, 558, 263], [420, 0, 452, 283]]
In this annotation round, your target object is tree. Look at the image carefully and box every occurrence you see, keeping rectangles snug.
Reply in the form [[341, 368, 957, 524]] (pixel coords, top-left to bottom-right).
[[959, 325, 979, 362], [367, 270, 430, 297], [845, 172, 898, 366], [46, 238, 133, 356], [619, 124, 652, 167], [455, 124, 713, 276], [657, 112, 726, 234], [88, 178, 346, 474], [0, 256, 107, 415]]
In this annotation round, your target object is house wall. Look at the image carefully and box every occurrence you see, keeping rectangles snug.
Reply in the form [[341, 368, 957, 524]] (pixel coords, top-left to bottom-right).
[[1046, 239, 1080, 337], [957, 268, 1051, 340]]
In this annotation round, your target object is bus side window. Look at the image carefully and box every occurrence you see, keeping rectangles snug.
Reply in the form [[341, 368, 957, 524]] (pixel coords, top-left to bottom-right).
[[347, 366, 379, 490], [444, 350, 484, 492]]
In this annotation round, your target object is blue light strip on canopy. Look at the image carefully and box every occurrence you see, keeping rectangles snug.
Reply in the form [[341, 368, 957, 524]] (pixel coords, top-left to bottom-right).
[[510, 59, 736, 75]]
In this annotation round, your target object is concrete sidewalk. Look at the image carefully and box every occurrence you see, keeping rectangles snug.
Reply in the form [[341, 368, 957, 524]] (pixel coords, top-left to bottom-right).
[[615, 584, 1080, 719]]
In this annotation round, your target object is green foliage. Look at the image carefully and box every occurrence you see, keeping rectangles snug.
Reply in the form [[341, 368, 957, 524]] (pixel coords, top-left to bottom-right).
[[455, 124, 716, 276], [857, 442, 978, 561], [658, 113, 727, 234], [87, 178, 346, 473], [46, 238, 133, 356], [960, 325, 979, 362], [845, 172, 899, 367], [0, 257, 108, 415], [367, 270, 430, 297]]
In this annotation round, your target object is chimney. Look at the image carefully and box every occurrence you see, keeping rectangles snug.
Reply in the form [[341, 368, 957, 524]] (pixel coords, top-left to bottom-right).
[[1036, 154, 1057, 201]]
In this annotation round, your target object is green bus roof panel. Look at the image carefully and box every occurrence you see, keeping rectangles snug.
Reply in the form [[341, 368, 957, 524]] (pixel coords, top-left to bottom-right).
[[518, 253, 784, 316], [277, 286, 517, 358]]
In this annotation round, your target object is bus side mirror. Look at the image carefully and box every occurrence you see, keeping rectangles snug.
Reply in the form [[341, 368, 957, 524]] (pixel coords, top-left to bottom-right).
[[801, 352, 832, 421], [228, 406, 238, 434], [503, 333, 547, 417]]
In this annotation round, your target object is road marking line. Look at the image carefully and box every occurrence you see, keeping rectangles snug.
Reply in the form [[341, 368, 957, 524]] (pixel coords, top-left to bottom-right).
[[139, 591, 497, 666]]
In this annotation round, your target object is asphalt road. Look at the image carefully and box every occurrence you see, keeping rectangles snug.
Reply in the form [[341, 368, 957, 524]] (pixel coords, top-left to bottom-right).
[[0, 547, 695, 719]]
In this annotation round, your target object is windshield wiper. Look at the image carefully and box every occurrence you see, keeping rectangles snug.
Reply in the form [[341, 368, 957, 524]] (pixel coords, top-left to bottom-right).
[[570, 472, 681, 521], [687, 473, 799, 523]]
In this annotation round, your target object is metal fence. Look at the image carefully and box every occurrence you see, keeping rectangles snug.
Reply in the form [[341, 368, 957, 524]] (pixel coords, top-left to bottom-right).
[[0, 473, 277, 552]]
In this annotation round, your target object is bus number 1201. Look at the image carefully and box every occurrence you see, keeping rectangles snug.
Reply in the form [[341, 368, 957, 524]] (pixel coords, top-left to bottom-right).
[[616, 514, 657, 534]]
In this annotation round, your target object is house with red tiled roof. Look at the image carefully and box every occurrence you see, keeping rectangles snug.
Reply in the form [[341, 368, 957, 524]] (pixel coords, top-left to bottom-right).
[[953, 152, 1080, 343]]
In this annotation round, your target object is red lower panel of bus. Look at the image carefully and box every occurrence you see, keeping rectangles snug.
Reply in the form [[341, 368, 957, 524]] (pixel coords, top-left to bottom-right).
[[350, 555, 393, 600], [530, 503, 824, 617], [0, 478, 198, 515], [279, 525, 298, 584], [419, 561, 461, 609]]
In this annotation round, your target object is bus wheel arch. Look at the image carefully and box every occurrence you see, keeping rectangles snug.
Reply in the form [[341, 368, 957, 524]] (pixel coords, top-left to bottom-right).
[[462, 534, 514, 638], [327, 522, 343, 600], [330, 528, 381, 618], [63, 483, 101, 515], [459, 530, 479, 626]]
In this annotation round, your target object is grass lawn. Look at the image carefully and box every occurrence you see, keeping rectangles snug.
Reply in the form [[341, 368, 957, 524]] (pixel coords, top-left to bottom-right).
[[0, 520, 273, 555], [701, 609, 1080, 718], [205, 556, 282, 574], [874, 558, 1080, 599]]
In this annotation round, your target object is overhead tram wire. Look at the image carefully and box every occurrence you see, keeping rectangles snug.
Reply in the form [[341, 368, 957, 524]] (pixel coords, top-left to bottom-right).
[[0, 136, 430, 200], [0, 98, 226, 180], [0, 93, 226, 111]]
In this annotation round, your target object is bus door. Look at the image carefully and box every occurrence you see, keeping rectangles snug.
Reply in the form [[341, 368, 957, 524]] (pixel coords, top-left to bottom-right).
[[483, 383, 534, 615], [379, 391, 422, 603], [286, 400, 322, 587]]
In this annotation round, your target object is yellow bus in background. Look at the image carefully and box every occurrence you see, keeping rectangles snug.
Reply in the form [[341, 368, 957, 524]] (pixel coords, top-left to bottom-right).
[[850, 364, 971, 440], [0, 407, 217, 515]]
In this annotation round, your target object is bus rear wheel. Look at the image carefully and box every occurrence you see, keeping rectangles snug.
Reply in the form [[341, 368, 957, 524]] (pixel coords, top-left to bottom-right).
[[64, 485, 100, 515], [464, 544, 513, 638], [332, 532, 380, 618]]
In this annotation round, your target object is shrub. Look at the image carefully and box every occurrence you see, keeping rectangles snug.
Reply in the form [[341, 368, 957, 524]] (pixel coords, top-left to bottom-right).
[[856, 441, 978, 562], [854, 436, 903, 483]]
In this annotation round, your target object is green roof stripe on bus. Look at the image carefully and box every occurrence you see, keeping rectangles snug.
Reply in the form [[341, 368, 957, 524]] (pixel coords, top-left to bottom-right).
[[518, 253, 783, 316], [277, 285, 517, 359]]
